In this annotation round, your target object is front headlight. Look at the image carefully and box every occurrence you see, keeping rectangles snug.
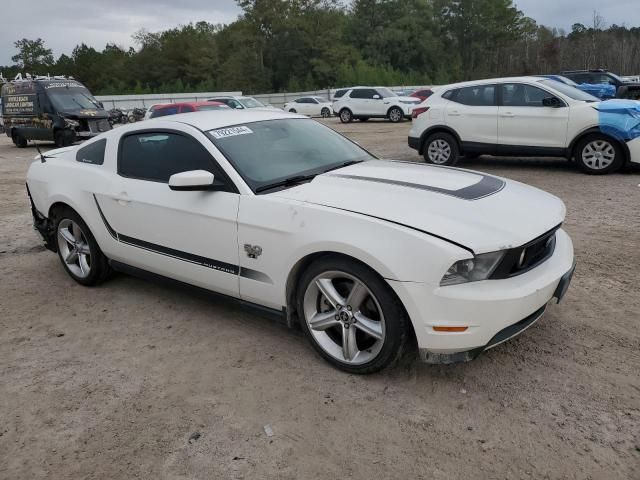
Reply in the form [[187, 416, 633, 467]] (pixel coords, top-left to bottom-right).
[[440, 251, 505, 286], [64, 118, 80, 128]]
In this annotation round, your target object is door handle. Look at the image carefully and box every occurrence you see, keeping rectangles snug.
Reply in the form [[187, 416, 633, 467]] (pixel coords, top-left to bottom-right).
[[501, 112, 515, 117], [448, 110, 461, 116], [111, 193, 131, 205]]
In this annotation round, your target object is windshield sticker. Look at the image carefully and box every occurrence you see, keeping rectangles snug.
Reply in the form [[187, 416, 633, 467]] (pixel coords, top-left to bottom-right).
[[210, 126, 253, 139]]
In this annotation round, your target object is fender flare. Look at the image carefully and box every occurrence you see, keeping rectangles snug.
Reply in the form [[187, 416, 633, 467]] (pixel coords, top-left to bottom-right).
[[419, 125, 463, 154]]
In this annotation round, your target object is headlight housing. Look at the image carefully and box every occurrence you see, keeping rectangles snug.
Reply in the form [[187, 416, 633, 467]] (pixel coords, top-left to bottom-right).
[[440, 251, 505, 286]]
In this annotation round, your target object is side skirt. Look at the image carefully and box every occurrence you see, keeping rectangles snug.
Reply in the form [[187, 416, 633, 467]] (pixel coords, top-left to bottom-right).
[[109, 260, 288, 324]]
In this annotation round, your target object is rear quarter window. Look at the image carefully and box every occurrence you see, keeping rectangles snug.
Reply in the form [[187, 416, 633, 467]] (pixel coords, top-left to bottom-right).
[[76, 138, 106, 165]]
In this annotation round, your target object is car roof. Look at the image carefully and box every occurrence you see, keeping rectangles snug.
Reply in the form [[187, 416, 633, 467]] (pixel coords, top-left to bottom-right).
[[146, 109, 306, 130], [437, 76, 547, 90], [154, 101, 225, 108]]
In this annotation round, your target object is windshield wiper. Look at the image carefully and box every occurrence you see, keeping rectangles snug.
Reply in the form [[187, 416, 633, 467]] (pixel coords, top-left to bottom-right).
[[322, 159, 365, 173], [255, 174, 318, 193]]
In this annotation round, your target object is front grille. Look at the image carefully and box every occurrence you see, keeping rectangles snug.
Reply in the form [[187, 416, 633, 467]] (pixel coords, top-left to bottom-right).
[[88, 119, 111, 133], [490, 225, 559, 279]]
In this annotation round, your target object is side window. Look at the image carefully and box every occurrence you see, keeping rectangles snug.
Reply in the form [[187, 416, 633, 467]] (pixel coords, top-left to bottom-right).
[[450, 85, 496, 106], [118, 131, 231, 190], [592, 74, 616, 86], [76, 138, 106, 165], [572, 74, 590, 84], [349, 89, 367, 99], [501, 84, 550, 107], [333, 89, 346, 99]]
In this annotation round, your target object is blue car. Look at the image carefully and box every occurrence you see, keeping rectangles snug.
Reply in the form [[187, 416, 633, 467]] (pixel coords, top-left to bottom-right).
[[540, 75, 616, 100]]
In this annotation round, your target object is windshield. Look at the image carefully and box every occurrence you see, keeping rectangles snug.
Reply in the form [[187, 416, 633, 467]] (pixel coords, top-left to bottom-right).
[[239, 97, 265, 108], [538, 79, 599, 102], [48, 88, 101, 111], [376, 87, 396, 98], [207, 118, 374, 192], [607, 72, 624, 83]]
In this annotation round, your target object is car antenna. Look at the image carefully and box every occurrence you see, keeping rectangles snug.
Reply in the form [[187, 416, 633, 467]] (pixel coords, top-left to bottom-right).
[[34, 143, 47, 163]]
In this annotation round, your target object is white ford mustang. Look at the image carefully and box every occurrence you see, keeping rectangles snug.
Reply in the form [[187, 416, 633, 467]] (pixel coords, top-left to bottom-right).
[[26, 110, 575, 373]]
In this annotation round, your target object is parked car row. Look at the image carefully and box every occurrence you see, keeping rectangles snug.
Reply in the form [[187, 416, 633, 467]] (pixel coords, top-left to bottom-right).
[[408, 75, 640, 175]]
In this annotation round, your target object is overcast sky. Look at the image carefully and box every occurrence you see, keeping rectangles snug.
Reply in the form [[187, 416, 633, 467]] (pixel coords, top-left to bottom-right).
[[1, 0, 639, 66]]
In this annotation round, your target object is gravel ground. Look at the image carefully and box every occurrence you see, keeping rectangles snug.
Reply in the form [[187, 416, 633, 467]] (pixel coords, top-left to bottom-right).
[[0, 119, 639, 479]]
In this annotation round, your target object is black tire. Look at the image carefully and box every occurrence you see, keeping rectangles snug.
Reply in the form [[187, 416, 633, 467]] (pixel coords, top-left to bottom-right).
[[339, 108, 353, 123], [289, 108, 297, 113], [54, 130, 75, 148], [388, 106, 404, 123], [422, 132, 459, 166], [296, 255, 410, 374], [574, 134, 624, 175], [12, 131, 27, 148], [321, 107, 331, 118], [359, 117, 369, 122], [53, 207, 111, 286]]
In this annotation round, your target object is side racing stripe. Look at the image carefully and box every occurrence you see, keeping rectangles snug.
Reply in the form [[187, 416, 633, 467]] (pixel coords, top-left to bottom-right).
[[92, 194, 272, 284]]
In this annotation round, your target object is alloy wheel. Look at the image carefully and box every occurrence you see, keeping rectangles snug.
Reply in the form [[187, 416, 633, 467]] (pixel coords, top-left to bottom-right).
[[57, 219, 92, 279], [303, 271, 386, 365], [389, 108, 402, 122], [427, 139, 452, 164], [581, 140, 616, 170]]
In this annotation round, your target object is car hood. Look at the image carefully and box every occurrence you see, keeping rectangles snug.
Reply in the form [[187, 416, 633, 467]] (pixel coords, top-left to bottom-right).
[[272, 161, 565, 253]]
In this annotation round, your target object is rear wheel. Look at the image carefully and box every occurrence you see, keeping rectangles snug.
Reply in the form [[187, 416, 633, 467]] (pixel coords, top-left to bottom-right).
[[388, 107, 403, 123], [297, 256, 409, 374], [289, 108, 297, 113], [339, 108, 353, 123], [54, 208, 111, 286], [423, 132, 459, 166], [575, 134, 623, 174]]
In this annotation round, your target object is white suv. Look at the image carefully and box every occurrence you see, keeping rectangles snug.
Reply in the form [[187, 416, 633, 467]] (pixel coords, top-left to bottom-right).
[[333, 87, 421, 123], [408, 76, 640, 174]]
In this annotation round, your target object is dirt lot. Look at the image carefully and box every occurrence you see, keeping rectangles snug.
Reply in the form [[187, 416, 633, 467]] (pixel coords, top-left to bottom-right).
[[1, 119, 639, 479]]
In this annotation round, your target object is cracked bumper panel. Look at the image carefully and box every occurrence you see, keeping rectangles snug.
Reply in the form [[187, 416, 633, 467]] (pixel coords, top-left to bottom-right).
[[628, 137, 640, 164], [388, 228, 574, 357]]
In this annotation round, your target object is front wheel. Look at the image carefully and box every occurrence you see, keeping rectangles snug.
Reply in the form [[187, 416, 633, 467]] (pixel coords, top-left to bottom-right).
[[12, 131, 28, 148], [297, 256, 409, 374], [388, 107, 404, 123], [321, 107, 331, 118], [574, 134, 623, 174], [54, 208, 111, 286], [289, 108, 297, 113], [423, 132, 459, 166]]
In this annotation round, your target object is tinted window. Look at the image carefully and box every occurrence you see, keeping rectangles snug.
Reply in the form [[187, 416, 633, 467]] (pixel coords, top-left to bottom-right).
[[76, 138, 106, 165], [591, 73, 617, 85], [569, 73, 590, 84], [119, 132, 226, 186], [501, 84, 550, 107], [333, 89, 347, 99], [350, 89, 377, 99], [450, 85, 496, 106]]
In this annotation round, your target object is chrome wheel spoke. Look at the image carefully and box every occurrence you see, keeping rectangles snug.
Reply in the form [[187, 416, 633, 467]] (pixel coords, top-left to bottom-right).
[[65, 250, 78, 264], [309, 310, 340, 331], [346, 281, 368, 310], [354, 312, 383, 340], [76, 242, 91, 255], [59, 227, 76, 247], [316, 278, 345, 309], [342, 324, 359, 361]]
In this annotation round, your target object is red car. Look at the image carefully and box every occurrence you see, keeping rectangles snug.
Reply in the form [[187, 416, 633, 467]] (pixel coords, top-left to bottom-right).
[[149, 101, 230, 119], [409, 88, 434, 101]]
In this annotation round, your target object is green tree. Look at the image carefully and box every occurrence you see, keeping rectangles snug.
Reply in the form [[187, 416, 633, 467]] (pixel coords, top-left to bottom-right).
[[11, 38, 54, 74]]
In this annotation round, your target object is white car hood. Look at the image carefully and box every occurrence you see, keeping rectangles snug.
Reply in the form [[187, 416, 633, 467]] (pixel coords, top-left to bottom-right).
[[273, 161, 565, 253], [394, 96, 421, 103]]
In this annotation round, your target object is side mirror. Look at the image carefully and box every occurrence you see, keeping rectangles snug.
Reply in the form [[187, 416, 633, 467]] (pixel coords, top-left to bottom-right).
[[542, 97, 563, 108], [235, 105, 243, 109], [169, 170, 216, 191], [97, 101, 104, 109], [372, 94, 381, 99]]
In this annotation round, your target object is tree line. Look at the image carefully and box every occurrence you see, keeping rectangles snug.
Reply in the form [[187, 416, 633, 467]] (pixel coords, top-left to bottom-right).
[[2, 0, 640, 95]]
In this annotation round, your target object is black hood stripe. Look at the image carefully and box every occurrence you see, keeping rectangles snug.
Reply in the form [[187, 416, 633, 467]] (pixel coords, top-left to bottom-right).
[[328, 173, 505, 201], [93, 194, 272, 284]]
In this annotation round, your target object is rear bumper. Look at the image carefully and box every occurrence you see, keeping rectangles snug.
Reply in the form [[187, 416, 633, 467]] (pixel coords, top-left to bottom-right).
[[408, 136, 421, 151], [388, 228, 575, 364]]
